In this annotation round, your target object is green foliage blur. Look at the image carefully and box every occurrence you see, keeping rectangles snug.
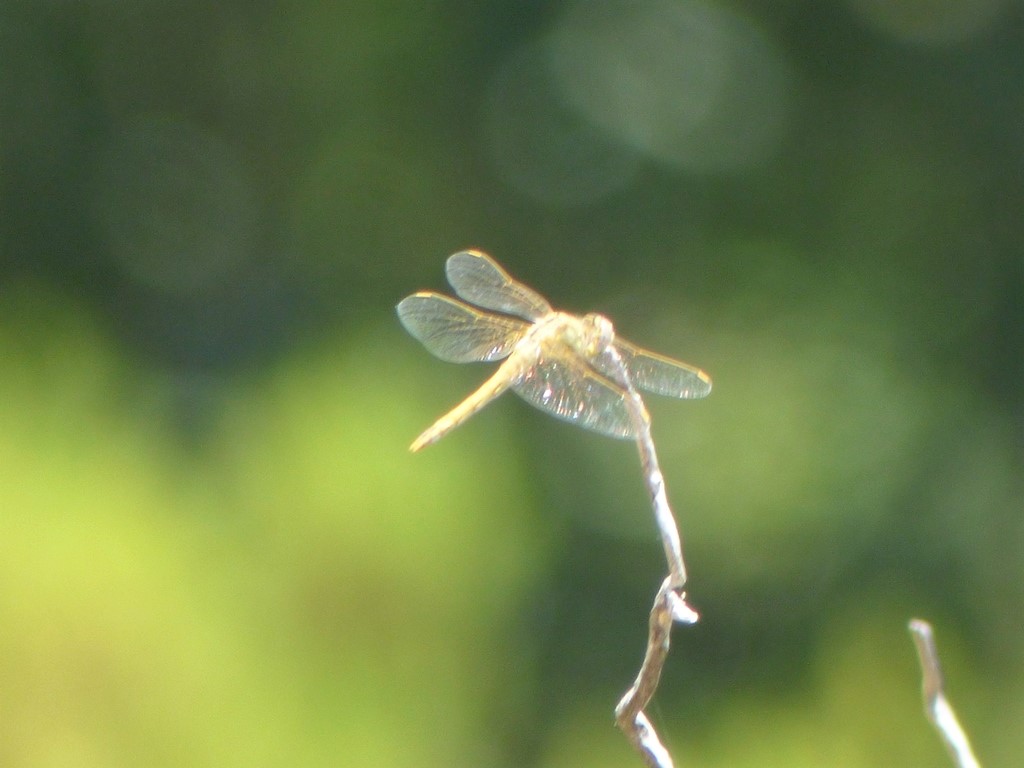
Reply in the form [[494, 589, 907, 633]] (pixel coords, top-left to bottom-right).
[[1, 2, 1021, 766]]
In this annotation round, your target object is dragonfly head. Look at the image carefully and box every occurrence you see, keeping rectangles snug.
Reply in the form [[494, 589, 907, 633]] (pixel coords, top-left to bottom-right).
[[579, 313, 615, 356]]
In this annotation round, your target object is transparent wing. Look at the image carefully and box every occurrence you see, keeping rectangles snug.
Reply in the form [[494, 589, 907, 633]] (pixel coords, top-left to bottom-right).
[[596, 338, 713, 399], [445, 250, 552, 321], [396, 292, 528, 363], [510, 351, 636, 439]]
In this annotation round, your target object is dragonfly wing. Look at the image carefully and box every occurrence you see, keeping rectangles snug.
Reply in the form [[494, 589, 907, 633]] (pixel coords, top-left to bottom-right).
[[600, 338, 713, 399], [445, 250, 553, 322], [510, 350, 636, 439], [397, 293, 528, 363]]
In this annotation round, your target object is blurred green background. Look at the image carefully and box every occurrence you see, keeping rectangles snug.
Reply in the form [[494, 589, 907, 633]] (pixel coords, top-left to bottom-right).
[[1, 1, 1021, 766]]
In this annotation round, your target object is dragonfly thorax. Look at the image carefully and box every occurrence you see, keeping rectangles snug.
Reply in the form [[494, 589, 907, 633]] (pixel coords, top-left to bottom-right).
[[559, 312, 615, 357]]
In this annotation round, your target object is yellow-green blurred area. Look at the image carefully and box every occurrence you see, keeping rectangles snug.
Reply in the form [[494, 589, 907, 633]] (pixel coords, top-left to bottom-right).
[[1, 1, 1021, 766]]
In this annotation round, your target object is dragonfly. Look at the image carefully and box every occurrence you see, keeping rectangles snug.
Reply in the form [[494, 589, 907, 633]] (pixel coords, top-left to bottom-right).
[[397, 250, 712, 452]]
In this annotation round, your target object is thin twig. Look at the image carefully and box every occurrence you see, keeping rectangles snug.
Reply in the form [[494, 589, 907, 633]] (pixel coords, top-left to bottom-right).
[[600, 346, 700, 768], [908, 619, 981, 768]]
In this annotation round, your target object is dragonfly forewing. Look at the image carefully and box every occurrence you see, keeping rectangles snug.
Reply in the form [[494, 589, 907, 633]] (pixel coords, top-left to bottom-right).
[[397, 293, 529, 363], [600, 338, 713, 399], [445, 250, 553, 322]]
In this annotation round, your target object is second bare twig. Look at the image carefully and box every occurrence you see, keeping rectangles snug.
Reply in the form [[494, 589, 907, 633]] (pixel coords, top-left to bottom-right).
[[908, 618, 981, 768]]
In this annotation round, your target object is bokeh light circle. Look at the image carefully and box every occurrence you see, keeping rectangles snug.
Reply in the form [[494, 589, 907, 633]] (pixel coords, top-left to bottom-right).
[[483, 41, 642, 206], [847, 0, 1010, 46], [546, 0, 792, 173], [92, 115, 257, 297]]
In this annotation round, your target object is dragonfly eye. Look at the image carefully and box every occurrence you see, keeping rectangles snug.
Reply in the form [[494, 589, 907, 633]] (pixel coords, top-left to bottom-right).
[[580, 313, 615, 355]]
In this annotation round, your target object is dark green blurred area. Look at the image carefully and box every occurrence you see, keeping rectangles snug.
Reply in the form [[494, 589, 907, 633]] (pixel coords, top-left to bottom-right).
[[1, 1, 1022, 766]]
